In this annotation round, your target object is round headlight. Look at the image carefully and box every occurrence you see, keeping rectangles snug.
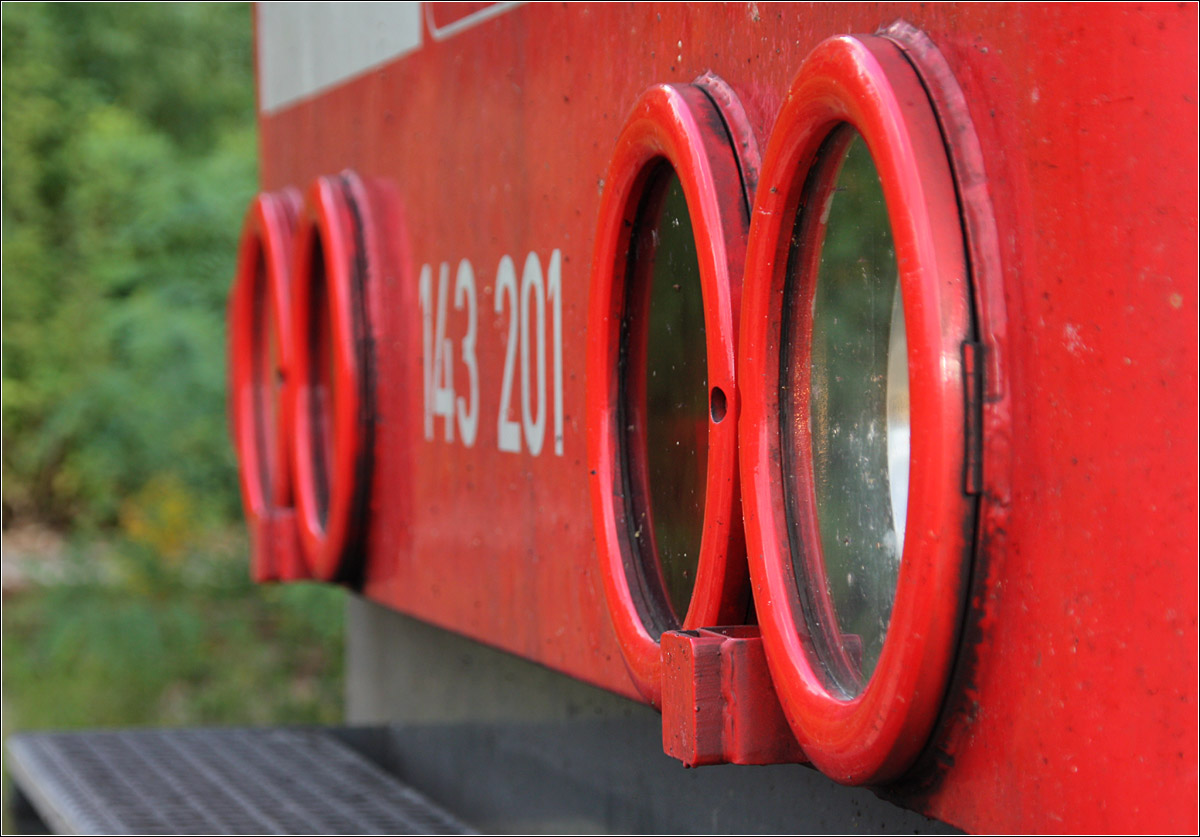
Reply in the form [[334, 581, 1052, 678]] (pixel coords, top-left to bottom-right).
[[230, 189, 302, 581], [290, 172, 377, 583], [739, 33, 978, 782], [587, 79, 757, 705]]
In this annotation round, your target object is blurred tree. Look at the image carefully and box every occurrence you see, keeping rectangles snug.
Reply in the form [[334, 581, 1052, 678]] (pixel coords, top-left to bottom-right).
[[2, 3, 257, 533]]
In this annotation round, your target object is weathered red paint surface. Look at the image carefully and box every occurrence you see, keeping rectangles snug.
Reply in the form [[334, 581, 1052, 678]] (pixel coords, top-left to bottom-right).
[[247, 3, 1198, 832]]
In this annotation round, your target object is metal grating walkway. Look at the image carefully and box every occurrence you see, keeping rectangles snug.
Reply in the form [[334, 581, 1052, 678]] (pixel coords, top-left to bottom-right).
[[6, 727, 476, 835]]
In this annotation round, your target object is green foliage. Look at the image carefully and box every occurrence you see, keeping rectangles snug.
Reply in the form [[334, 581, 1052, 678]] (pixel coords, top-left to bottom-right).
[[0, 7, 346, 774], [2, 562, 346, 730], [2, 3, 257, 531]]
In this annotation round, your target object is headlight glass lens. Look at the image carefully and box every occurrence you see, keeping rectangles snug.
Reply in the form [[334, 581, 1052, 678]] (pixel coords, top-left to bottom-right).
[[622, 166, 708, 626], [784, 128, 908, 697]]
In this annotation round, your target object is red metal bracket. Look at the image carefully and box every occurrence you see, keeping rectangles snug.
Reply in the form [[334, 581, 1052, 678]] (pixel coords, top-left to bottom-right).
[[661, 627, 807, 767]]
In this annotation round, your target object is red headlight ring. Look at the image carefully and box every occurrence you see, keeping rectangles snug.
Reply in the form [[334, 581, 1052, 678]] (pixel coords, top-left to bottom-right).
[[739, 34, 974, 783], [290, 172, 377, 583], [229, 189, 303, 582], [587, 80, 755, 706]]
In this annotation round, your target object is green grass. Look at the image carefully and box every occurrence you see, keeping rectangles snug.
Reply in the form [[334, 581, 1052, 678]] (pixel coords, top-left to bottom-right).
[[2, 538, 345, 733]]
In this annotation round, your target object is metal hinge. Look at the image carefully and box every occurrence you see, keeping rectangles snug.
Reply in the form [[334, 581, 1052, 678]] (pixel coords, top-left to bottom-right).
[[962, 340, 984, 495]]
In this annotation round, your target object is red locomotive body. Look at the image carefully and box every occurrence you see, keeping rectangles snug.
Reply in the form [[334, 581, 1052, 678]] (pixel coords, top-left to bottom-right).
[[231, 3, 1198, 832]]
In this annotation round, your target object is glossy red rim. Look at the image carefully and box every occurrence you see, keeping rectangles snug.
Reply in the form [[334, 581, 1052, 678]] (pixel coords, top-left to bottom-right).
[[229, 189, 302, 582], [739, 34, 974, 783], [290, 173, 375, 582], [587, 80, 754, 706]]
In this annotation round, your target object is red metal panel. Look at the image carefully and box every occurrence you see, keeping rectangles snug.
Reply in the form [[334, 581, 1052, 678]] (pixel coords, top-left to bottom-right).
[[246, 4, 1198, 832]]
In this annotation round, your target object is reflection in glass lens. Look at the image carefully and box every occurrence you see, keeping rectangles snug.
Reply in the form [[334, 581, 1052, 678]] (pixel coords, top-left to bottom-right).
[[625, 169, 708, 626], [801, 131, 907, 696], [886, 289, 909, 553]]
